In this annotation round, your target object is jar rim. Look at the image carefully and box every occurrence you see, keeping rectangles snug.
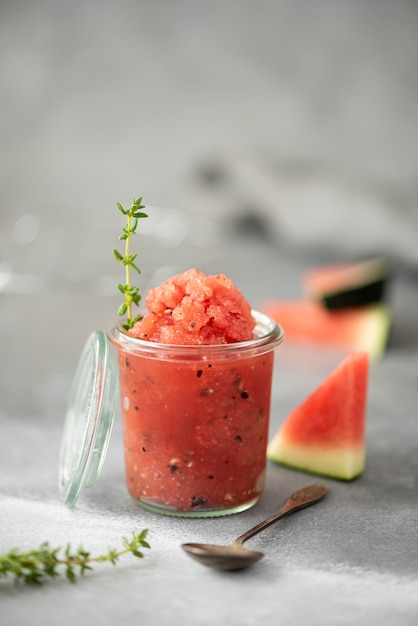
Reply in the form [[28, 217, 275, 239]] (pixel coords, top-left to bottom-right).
[[108, 309, 284, 358]]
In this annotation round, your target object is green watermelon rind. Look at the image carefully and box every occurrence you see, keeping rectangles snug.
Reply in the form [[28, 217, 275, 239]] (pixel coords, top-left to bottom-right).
[[321, 279, 387, 310], [353, 304, 392, 359], [304, 257, 389, 310], [267, 442, 365, 481]]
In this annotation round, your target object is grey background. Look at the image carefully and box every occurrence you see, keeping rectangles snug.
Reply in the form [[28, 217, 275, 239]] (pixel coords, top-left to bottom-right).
[[1, 1, 417, 625], [1, 0, 417, 267]]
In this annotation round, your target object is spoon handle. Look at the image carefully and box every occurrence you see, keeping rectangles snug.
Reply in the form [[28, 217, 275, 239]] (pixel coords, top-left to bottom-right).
[[235, 483, 327, 547]]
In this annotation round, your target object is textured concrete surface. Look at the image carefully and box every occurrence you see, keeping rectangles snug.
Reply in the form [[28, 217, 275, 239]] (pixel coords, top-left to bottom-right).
[[1, 1, 417, 625]]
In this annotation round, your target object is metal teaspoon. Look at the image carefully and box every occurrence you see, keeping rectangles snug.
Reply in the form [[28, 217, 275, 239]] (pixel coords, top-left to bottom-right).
[[181, 483, 328, 571]]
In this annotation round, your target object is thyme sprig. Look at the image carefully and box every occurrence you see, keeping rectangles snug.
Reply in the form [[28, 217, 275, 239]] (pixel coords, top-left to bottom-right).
[[0, 530, 150, 585], [113, 197, 148, 330]]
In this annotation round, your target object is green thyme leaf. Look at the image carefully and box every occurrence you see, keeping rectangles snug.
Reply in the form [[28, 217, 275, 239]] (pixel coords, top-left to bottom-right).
[[0, 531, 150, 585], [114, 198, 148, 328]]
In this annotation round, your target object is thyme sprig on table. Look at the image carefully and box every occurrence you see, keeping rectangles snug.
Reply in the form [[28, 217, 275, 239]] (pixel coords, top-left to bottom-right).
[[0, 530, 150, 585], [113, 197, 148, 330]]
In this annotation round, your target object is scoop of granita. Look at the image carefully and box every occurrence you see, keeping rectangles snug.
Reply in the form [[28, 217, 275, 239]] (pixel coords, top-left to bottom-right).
[[128, 268, 255, 344]]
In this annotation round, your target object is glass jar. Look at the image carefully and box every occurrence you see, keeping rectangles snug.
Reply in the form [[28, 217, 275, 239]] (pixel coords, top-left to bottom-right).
[[108, 310, 283, 516], [59, 311, 283, 517]]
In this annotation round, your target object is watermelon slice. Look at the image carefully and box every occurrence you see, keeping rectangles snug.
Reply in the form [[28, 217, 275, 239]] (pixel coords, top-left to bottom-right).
[[267, 352, 369, 480], [262, 300, 391, 360], [303, 257, 389, 310]]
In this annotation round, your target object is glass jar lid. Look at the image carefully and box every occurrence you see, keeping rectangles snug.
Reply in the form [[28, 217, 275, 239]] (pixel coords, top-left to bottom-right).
[[59, 330, 118, 506]]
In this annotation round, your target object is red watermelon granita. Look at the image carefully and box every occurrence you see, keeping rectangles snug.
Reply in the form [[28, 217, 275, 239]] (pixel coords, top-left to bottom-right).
[[109, 268, 283, 516], [129, 268, 255, 344]]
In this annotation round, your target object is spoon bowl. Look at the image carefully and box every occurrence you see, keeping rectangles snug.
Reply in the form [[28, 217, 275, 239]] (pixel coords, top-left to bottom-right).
[[182, 483, 327, 571], [181, 542, 264, 571]]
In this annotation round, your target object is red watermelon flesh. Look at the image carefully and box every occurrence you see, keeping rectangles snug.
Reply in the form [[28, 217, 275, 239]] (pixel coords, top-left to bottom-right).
[[262, 299, 391, 360], [267, 352, 369, 480]]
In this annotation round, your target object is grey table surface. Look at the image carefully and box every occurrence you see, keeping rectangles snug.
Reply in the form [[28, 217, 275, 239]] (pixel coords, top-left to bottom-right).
[[1, 224, 417, 626]]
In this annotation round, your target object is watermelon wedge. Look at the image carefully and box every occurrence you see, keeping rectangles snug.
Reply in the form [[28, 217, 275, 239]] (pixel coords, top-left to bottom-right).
[[302, 257, 389, 310], [267, 352, 369, 480], [262, 300, 391, 360]]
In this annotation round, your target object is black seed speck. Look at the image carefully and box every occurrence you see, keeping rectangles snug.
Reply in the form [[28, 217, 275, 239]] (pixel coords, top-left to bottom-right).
[[134, 406, 139, 411], [241, 391, 249, 399], [208, 363, 212, 368], [142, 447, 146, 452], [169, 464, 179, 474], [190, 322, 196, 328], [235, 435, 242, 442], [196, 369, 203, 378], [208, 475, 214, 480], [125, 357, 130, 367], [191, 496, 208, 507]]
